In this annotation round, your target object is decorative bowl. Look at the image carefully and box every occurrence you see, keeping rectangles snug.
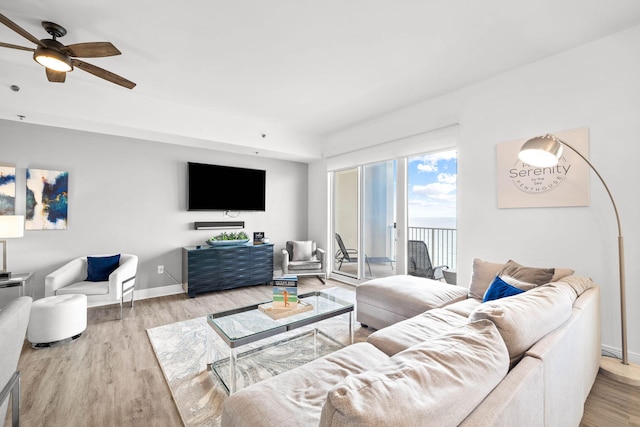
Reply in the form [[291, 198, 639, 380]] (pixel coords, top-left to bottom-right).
[[206, 239, 250, 246]]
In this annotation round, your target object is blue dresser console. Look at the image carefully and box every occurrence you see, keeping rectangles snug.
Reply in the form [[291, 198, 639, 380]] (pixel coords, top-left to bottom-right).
[[182, 243, 274, 297]]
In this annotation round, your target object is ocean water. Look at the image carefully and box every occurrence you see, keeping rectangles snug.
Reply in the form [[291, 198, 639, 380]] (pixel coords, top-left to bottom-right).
[[408, 216, 457, 229]]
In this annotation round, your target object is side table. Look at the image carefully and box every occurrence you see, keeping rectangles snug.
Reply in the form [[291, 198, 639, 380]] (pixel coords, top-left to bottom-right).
[[0, 272, 34, 297]]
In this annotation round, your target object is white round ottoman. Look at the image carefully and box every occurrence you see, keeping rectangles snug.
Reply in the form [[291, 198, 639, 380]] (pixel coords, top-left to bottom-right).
[[28, 294, 87, 347]]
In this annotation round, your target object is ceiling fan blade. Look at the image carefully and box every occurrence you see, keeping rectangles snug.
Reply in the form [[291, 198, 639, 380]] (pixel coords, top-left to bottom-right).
[[72, 59, 136, 89], [0, 13, 46, 48], [46, 68, 66, 83], [63, 42, 121, 58], [0, 41, 35, 52]]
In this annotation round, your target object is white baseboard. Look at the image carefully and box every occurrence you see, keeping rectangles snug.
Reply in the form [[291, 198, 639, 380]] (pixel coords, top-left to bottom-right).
[[134, 284, 186, 301], [601, 343, 640, 365], [87, 284, 185, 308]]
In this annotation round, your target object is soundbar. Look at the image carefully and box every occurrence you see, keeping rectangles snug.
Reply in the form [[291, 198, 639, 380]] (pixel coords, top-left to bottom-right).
[[194, 221, 245, 230]]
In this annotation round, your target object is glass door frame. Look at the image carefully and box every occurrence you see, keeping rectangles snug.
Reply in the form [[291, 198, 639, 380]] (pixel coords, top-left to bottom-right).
[[331, 166, 363, 279]]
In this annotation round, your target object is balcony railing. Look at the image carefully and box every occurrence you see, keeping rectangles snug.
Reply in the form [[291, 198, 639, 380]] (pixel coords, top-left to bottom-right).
[[338, 226, 457, 279]]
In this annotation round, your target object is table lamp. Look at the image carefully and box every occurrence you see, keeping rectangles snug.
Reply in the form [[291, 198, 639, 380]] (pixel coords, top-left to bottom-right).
[[519, 134, 640, 386], [0, 215, 24, 280]]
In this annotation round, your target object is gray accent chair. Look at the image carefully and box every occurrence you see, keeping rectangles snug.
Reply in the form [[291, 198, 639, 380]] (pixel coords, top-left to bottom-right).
[[0, 296, 33, 427], [281, 241, 326, 283]]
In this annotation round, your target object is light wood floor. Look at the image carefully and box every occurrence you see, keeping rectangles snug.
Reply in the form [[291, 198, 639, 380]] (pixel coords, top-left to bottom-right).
[[7, 277, 640, 427]]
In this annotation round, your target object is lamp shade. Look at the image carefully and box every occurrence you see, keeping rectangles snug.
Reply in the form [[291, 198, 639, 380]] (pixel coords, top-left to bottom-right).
[[518, 134, 564, 167], [0, 215, 25, 238]]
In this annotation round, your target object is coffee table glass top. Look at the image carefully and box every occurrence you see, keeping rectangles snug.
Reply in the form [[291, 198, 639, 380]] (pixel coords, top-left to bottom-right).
[[207, 289, 354, 348]]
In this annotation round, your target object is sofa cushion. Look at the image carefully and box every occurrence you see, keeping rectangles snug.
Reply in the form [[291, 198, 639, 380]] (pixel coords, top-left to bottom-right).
[[483, 276, 525, 302], [55, 280, 110, 295], [553, 275, 594, 298], [357, 275, 468, 325], [319, 320, 509, 427], [469, 284, 573, 366], [288, 260, 322, 270], [443, 298, 482, 317], [367, 308, 467, 356], [221, 342, 389, 427], [86, 254, 120, 282]]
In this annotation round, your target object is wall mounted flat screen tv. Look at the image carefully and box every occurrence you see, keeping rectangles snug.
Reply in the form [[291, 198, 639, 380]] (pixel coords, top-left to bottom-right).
[[188, 162, 266, 211]]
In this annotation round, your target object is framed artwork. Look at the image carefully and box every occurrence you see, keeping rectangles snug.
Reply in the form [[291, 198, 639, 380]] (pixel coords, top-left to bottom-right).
[[496, 127, 590, 208], [26, 168, 69, 230], [0, 165, 16, 215]]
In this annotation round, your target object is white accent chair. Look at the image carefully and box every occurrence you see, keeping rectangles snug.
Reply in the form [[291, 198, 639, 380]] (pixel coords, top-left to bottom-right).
[[0, 296, 32, 427], [45, 254, 138, 319], [281, 241, 326, 283]]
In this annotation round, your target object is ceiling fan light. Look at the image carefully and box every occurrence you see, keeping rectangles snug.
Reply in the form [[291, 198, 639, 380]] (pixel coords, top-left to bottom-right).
[[33, 47, 72, 72]]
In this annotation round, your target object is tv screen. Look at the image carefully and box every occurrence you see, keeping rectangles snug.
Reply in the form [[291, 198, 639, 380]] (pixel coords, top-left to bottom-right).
[[188, 162, 266, 211]]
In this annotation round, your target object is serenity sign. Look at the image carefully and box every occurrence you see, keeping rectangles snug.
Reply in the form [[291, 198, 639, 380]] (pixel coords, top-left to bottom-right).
[[497, 127, 590, 208]]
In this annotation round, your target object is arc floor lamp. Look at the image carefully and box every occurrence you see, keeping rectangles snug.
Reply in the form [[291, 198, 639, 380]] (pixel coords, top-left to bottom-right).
[[519, 134, 639, 386]]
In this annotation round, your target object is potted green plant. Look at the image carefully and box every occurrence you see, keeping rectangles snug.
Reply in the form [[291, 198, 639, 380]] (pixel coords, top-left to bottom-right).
[[206, 231, 250, 246]]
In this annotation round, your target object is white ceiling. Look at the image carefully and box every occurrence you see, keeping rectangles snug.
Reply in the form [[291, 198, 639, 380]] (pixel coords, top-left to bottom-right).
[[2, 1, 640, 161]]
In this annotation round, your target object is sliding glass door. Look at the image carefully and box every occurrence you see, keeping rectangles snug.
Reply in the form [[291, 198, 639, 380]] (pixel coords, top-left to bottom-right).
[[332, 161, 397, 280], [362, 160, 396, 278]]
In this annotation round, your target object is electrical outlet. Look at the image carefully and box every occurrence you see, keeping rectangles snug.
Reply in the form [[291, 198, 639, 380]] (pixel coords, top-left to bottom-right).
[[157, 265, 164, 275]]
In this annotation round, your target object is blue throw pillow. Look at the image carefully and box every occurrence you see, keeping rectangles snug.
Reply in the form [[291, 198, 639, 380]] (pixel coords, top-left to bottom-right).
[[483, 275, 525, 302], [86, 254, 121, 282]]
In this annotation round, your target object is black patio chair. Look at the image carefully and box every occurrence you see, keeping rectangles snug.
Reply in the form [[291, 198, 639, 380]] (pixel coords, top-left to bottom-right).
[[407, 240, 448, 280], [335, 233, 374, 275]]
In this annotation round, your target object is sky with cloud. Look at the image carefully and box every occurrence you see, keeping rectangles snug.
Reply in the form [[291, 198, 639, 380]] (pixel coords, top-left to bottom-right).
[[407, 149, 457, 224]]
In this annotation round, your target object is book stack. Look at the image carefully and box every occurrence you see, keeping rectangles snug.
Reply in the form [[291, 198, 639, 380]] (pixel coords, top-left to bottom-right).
[[272, 274, 298, 309], [258, 274, 314, 319]]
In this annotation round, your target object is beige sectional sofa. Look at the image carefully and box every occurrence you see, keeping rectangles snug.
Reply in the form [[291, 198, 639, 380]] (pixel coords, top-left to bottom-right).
[[221, 262, 600, 427]]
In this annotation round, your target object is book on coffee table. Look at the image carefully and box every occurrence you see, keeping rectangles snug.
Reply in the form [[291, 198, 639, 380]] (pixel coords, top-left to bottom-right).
[[272, 275, 298, 309]]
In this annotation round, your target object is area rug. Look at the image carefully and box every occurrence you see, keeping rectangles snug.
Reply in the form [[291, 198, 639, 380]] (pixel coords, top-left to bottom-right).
[[147, 287, 357, 427]]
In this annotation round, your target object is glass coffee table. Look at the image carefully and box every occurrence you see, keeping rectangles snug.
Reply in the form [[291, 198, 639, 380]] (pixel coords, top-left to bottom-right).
[[207, 289, 354, 394]]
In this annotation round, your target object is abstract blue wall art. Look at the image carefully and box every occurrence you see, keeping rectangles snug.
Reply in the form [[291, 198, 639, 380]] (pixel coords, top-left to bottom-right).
[[0, 165, 16, 215], [26, 168, 69, 230]]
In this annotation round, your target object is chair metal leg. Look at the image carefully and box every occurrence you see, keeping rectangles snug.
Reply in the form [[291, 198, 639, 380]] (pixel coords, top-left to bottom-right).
[[0, 370, 20, 427], [120, 276, 136, 320]]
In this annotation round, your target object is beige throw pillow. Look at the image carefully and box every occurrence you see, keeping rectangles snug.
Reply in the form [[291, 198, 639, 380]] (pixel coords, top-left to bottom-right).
[[551, 268, 575, 282], [292, 240, 313, 261], [497, 259, 554, 286], [468, 258, 504, 300]]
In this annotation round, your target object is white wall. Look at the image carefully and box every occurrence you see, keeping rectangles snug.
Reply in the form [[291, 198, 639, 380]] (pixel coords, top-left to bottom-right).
[[0, 119, 309, 305], [315, 25, 640, 361]]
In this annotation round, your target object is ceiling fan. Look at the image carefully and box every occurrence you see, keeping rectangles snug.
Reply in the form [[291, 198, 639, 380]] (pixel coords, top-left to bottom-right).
[[0, 13, 135, 89]]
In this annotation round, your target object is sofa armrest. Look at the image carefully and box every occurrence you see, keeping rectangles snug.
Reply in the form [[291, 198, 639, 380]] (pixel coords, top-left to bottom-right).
[[316, 248, 326, 269], [460, 356, 544, 427], [45, 258, 86, 297]]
